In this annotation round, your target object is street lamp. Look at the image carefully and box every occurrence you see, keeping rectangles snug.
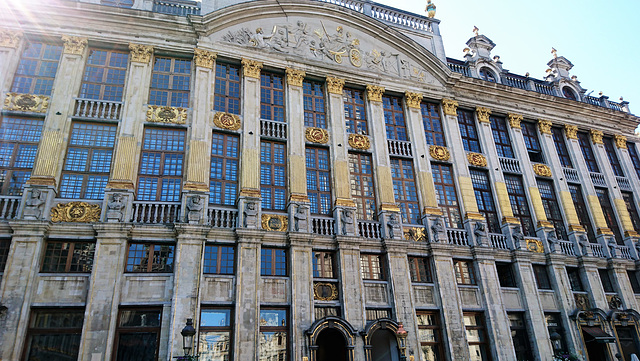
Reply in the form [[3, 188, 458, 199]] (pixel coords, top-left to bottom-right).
[[181, 318, 197, 360], [549, 331, 562, 354], [396, 322, 408, 361]]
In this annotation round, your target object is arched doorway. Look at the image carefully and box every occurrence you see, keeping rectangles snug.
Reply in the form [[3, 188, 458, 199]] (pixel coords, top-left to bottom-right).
[[575, 309, 616, 361], [316, 328, 348, 361], [363, 318, 403, 361], [306, 316, 357, 361], [611, 310, 640, 361]]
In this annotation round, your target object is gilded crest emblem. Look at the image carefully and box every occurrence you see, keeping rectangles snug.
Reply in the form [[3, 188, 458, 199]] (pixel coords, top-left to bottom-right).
[[429, 145, 450, 161], [348, 134, 371, 150], [213, 112, 241, 130], [305, 127, 329, 144]]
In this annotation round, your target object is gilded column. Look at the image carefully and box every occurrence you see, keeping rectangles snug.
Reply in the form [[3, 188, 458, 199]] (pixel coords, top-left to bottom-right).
[[0, 29, 23, 93], [616, 135, 640, 247]]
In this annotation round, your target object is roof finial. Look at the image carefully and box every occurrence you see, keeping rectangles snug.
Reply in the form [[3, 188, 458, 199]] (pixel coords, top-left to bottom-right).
[[551, 47, 558, 58], [425, 0, 436, 18], [472, 26, 479, 37]]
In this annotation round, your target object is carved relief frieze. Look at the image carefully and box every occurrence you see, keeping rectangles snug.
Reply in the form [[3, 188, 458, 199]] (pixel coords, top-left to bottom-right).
[[51, 202, 101, 223], [314, 282, 338, 301], [146, 105, 187, 124], [526, 239, 544, 253], [404, 227, 427, 242], [4, 93, 49, 113], [213, 112, 241, 130], [533, 163, 552, 177]]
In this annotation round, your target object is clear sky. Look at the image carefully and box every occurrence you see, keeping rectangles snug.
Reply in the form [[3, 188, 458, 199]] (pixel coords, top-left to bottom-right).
[[374, 0, 640, 115]]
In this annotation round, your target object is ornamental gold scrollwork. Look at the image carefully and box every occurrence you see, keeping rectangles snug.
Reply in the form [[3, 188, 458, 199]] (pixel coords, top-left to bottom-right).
[[429, 145, 450, 161], [261, 214, 288, 232], [0, 29, 22, 48], [441, 99, 458, 116], [129, 43, 153, 64], [403, 227, 427, 242], [538, 119, 553, 134], [348, 134, 370, 150], [507, 113, 523, 129], [475, 107, 491, 123], [146, 105, 187, 124], [50, 202, 101, 223], [241, 58, 263, 78], [305, 127, 329, 144], [614, 134, 627, 149], [366, 85, 384, 102], [564, 125, 578, 139], [526, 239, 544, 253], [313, 282, 338, 301], [61, 35, 88, 55], [590, 129, 603, 144], [405, 91, 423, 109], [533, 163, 552, 177], [326, 77, 345, 95], [467, 152, 487, 167], [4, 93, 49, 113], [194, 49, 217, 69], [213, 112, 241, 130], [285, 68, 305, 87]]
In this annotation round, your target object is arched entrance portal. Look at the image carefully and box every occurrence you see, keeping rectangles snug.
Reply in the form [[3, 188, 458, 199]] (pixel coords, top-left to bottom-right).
[[363, 318, 403, 361], [316, 328, 348, 361], [306, 316, 357, 361]]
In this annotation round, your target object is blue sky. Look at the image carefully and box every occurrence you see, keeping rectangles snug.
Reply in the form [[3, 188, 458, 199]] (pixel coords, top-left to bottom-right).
[[375, 0, 640, 115]]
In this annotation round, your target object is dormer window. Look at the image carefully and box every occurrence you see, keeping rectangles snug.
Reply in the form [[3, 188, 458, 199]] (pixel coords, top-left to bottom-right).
[[562, 86, 577, 100], [478, 67, 497, 83]]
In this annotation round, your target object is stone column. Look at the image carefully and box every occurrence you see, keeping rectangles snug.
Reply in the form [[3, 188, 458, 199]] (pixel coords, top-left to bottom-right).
[[336, 236, 366, 361], [289, 234, 313, 361], [0, 30, 22, 93], [430, 243, 469, 361], [234, 229, 262, 360], [579, 258, 609, 310], [237, 58, 263, 228], [0, 221, 49, 360], [285, 68, 311, 232], [609, 260, 638, 310], [169, 225, 207, 358], [79, 223, 131, 361]]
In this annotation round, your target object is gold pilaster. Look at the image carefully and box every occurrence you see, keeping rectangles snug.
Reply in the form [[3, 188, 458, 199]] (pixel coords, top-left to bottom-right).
[[558, 191, 580, 227], [326, 77, 345, 94], [333, 160, 352, 201], [366, 85, 384, 102], [587, 194, 608, 229], [458, 176, 479, 214], [475, 107, 491, 123], [107, 135, 139, 189], [30, 130, 64, 179], [241, 58, 263, 78], [613, 198, 635, 233], [528, 187, 548, 222], [419, 171, 438, 209], [441, 99, 458, 116], [186, 140, 209, 185], [494, 182, 514, 218], [285, 68, 305, 87], [405, 91, 423, 109]]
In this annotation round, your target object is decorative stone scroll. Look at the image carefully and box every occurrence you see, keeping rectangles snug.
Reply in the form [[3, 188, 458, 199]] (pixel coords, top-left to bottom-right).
[[285, 68, 305, 87], [366, 85, 384, 102], [314, 282, 338, 301], [614, 134, 627, 149], [405, 91, 423, 109], [0, 29, 22, 48], [475, 107, 491, 123], [538, 119, 553, 134], [241, 58, 263, 78], [146, 106, 187, 124], [51, 202, 101, 223], [129, 43, 153, 64], [348, 134, 370, 150], [326, 77, 345, 94], [194, 48, 217, 69], [262, 214, 288, 232], [467, 152, 487, 167], [4, 93, 49, 113], [564, 124, 578, 139], [590, 129, 603, 144], [507, 113, 523, 129], [429, 145, 450, 161], [441, 99, 458, 116], [404, 227, 427, 242], [526, 239, 544, 253], [61, 35, 88, 55], [305, 127, 329, 144], [213, 112, 241, 130], [533, 164, 552, 177]]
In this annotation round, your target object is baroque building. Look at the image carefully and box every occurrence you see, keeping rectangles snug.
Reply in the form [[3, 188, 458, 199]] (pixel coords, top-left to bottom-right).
[[0, 0, 639, 360]]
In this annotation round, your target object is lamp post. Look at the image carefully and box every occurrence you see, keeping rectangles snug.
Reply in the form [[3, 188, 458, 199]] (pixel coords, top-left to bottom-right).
[[396, 322, 408, 361], [549, 331, 562, 356], [179, 318, 198, 361]]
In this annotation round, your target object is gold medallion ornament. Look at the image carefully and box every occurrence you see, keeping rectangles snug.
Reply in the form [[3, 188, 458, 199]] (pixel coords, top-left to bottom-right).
[[533, 164, 552, 177], [590, 129, 603, 144], [441, 99, 458, 116], [194, 48, 217, 69], [405, 91, 423, 109], [467, 152, 487, 167], [241, 58, 263, 78], [404, 227, 427, 242], [285, 68, 305, 87], [326, 77, 345, 95], [564, 124, 578, 139], [305, 127, 329, 144], [129, 43, 153, 64], [349, 47, 362, 67], [366, 85, 384, 102], [538, 119, 553, 134], [4, 93, 49, 113], [146, 105, 187, 124], [614, 134, 627, 149], [314, 282, 338, 301], [475, 107, 491, 123], [429, 145, 450, 161], [213, 112, 241, 130], [526, 239, 544, 253], [262, 214, 288, 232], [50, 202, 101, 223], [61, 35, 88, 55], [0, 29, 22, 48], [348, 134, 371, 150], [507, 113, 523, 129]]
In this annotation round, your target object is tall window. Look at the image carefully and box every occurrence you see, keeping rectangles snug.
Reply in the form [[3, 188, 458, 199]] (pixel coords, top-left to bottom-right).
[[470, 169, 500, 233], [623, 192, 640, 234], [599, 269, 615, 293], [432, 163, 462, 229], [490, 116, 514, 158], [114, 308, 162, 361], [508, 313, 534, 361], [344, 88, 367, 134], [603, 137, 624, 177], [349, 153, 376, 220], [628, 271, 640, 294], [261, 248, 287, 276], [417, 312, 444, 361], [627, 142, 640, 180], [199, 309, 233, 361], [566, 267, 584, 291], [454, 260, 476, 285], [521, 122, 544, 163], [545, 314, 567, 353], [0, 117, 43, 195], [457, 109, 481, 153], [306, 147, 332, 215], [537, 179, 568, 240], [260, 141, 287, 211], [569, 184, 596, 243], [408, 256, 432, 283], [125, 243, 175, 273], [361, 254, 385, 280], [261, 72, 285, 122], [303, 80, 326, 128], [0, 239, 9, 273], [391, 158, 420, 224], [313, 251, 336, 279], [214, 63, 241, 115], [210, 132, 239, 206], [41, 240, 95, 273], [504, 175, 535, 236], [24, 309, 83, 361], [137, 127, 185, 202], [80, 49, 128, 101], [203, 245, 235, 275], [552, 127, 573, 168], [596, 188, 623, 244], [533, 264, 551, 290], [11, 41, 62, 96], [259, 309, 288, 361], [422, 102, 445, 146], [60, 122, 116, 199], [496, 262, 516, 288], [149, 57, 191, 108], [383, 95, 407, 140], [577, 132, 600, 173], [464, 313, 491, 361]]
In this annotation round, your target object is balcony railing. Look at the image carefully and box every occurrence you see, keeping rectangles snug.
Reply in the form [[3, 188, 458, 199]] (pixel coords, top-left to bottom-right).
[[311, 216, 336, 236], [499, 157, 521, 174], [563, 168, 580, 183], [590, 172, 607, 187], [315, 0, 364, 11], [74, 98, 123, 120], [370, 4, 433, 32], [152, 0, 200, 15], [591, 243, 606, 258], [131, 201, 181, 224], [358, 220, 381, 239], [616, 176, 632, 191], [447, 62, 471, 76], [208, 206, 237, 228], [489, 233, 509, 250], [387, 139, 413, 157], [0, 196, 20, 220], [533, 82, 555, 96], [503, 75, 530, 90], [447, 228, 469, 246], [584, 96, 601, 106], [261, 119, 287, 140], [618, 245, 634, 260], [557, 240, 576, 256]]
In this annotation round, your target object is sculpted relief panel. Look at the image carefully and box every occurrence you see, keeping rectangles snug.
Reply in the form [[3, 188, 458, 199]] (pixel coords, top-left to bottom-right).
[[217, 19, 440, 86]]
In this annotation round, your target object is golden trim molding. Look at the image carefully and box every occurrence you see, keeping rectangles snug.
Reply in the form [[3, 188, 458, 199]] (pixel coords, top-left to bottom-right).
[[290, 194, 310, 203], [538, 119, 553, 135], [569, 224, 586, 233], [429, 145, 450, 161], [26, 176, 57, 187], [590, 129, 603, 144], [61, 35, 87, 55], [183, 182, 209, 192], [502, 216, 520, 225], [533, 163, 552, 177], [380, 203, 401, 212], [106, 180, 135, 190], [213, 112, 241, 130], [146, 105, 187, 124], [441, 99, 458, 116], [348, 134, 370, 150], [129, 43, 153, 64], [465, 212, 485, 221], [241, 58, 263, 78], [405, 91, 423, 109], [4, 93, 49, 113], [366, 85, 384, 102], [240, 188, 261, 198], [51, 202, 101, 223], [0, 29, 22, 48], [467, 152, 487, 167], [423, 206, 443, 216], [285, 68, 305, 87], [194, 48, 217, 69], [527, 239, 544, 253], [564, 124, 578, 139], [305, 127, 329, 144], [475, 107, 491, 123], [326, 77, 345, 94], [335, 198, 356, 208], [507, 113, 523, 129], [262, 214, 288, 232], [314, 282, 339, 301], [614, 135, 627, 149]]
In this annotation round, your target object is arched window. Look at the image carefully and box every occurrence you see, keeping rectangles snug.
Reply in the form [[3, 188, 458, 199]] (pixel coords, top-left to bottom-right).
[[562, 86, 577, 100], [479, 67, 497, 83]]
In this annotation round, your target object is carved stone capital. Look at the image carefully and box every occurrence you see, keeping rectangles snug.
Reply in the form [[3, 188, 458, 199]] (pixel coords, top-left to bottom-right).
[[507, 113, 523, 129], [590, 129, 603, 144], [441, 99, 458, 116], [61, 35, 88, 55], [129, 43, 153, 64], [366, 85, 384, 102], [146, 105, 187, 124], [0, 29, 22, 48], [194, 48, 217, 69], [241, 58, 263, 78], [538, 119, 553, 134], [475, 106, 491, 123], [326, 76, 345, 95], [614, 134, 627, 149], [285, 68, 305, 87], [565, 124, 578, 139], [405, 91, 423, 109]]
